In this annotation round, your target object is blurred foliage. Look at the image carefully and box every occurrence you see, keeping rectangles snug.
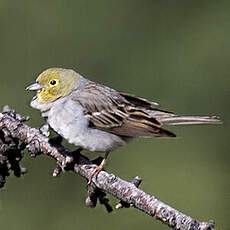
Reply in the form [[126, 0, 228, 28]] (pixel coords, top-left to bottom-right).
[[0, 1, 229, 230]]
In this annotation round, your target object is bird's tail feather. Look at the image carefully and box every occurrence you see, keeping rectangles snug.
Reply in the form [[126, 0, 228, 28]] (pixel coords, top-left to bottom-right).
[[159, 115, 222, 126]]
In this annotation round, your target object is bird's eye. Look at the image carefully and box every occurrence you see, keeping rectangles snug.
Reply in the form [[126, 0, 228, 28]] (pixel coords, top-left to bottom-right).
[[50, 80, 57, 85]]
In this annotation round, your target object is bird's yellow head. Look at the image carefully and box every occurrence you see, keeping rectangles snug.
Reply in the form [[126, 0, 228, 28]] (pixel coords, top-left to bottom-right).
[[27, 68, 79, 104]]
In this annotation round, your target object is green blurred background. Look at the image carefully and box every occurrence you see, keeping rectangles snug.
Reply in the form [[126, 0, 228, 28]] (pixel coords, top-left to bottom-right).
[[0, 1, 229, 229]]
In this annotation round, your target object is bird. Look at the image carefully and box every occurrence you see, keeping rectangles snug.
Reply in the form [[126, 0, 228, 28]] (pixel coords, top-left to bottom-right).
[[26, 67, 221, 183]]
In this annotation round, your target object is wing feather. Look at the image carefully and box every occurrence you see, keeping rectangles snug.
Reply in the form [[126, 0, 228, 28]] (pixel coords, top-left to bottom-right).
[[73, 81, 176, 138]]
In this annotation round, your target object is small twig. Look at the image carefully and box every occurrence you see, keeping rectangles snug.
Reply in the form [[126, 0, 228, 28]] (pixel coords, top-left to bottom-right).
[[0, 106, 216, 230], [86, 184, 113, 213]]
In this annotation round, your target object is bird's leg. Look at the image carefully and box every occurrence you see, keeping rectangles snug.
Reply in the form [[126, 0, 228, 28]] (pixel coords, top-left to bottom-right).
[[88, 152, 110, 185]]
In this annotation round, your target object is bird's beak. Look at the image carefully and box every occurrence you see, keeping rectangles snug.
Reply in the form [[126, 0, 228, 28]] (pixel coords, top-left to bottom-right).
[[26, 83, 43, 91]]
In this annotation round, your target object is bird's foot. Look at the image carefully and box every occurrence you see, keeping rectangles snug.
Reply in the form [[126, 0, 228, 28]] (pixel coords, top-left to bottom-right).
[[39, 123, 50, 137], [88, 158, 106, 185]]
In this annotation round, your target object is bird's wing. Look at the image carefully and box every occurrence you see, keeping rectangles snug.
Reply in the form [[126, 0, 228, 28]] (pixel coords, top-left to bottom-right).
[[119, 91, 160, 109], [72, 81, 175, 138]]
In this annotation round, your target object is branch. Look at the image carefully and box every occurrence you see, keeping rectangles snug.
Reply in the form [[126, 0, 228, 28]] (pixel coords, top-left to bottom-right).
[[0, 106, 215, 230]]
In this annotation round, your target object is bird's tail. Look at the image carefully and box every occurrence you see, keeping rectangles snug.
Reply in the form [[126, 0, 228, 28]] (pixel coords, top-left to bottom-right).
[[158, 115, 222, 126]]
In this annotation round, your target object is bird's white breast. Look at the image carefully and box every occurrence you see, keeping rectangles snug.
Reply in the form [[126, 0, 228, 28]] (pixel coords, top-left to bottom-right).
[[45, 98, 126, 152]]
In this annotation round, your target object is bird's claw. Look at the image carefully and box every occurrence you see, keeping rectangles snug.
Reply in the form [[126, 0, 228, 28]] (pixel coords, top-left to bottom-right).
[[39, 123, 50, 137], [88, 164, 104, 185]]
